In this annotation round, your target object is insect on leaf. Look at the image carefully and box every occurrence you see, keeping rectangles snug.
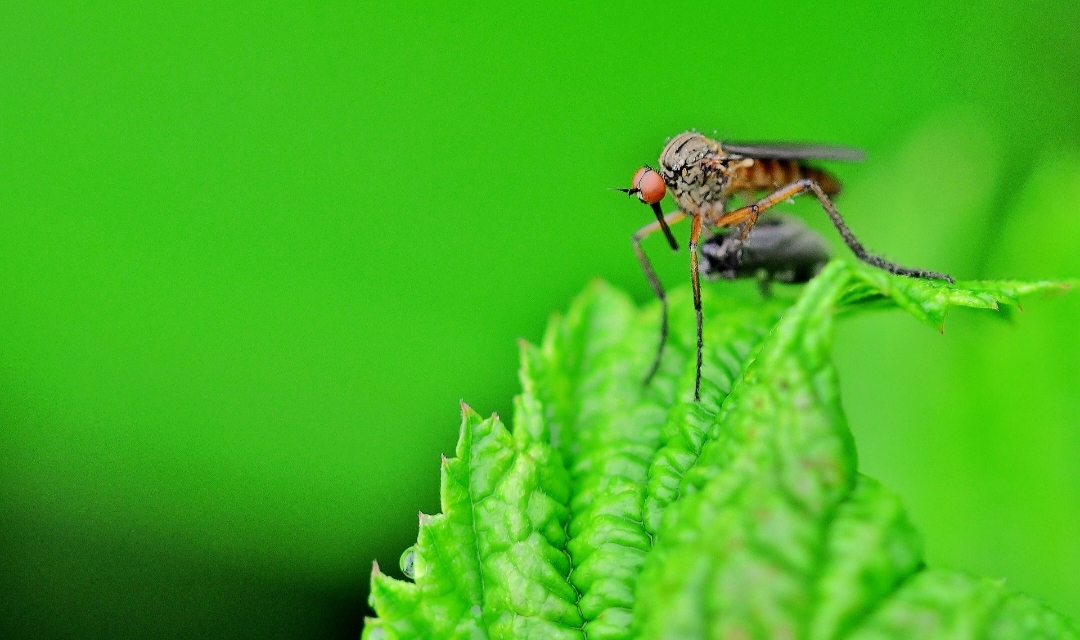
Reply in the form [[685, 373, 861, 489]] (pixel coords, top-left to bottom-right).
[[364, 261, 1077, 640]]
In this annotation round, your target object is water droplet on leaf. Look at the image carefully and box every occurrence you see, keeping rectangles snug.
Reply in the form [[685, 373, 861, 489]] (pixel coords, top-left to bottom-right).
[[399, 546, 417, 579]]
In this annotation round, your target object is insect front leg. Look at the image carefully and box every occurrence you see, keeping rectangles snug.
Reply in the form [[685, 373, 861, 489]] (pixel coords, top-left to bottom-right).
[[716, 179, 954, 282], [633, 210, 687, 386]]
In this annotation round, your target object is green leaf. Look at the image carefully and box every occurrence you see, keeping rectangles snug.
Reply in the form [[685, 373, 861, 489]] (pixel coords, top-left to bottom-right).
[[839, 263, 1070, 330], [846, 570, 1080, 640], [365, 401, 582, 640], [364, 261, 1076, 640]]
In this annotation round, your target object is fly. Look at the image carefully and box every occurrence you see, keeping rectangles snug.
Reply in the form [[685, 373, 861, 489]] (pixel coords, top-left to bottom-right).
[[619, 131, 953, 401], [699, 214, 830, 297]]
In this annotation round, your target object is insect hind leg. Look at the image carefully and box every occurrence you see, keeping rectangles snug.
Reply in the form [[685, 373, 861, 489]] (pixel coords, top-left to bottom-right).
[[802, 180, 954, 282], [717, 180, 953, 283]]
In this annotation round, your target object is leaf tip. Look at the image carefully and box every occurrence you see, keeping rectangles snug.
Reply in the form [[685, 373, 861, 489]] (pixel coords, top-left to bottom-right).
[[585, 276, 610, 292], [418, 510, 432, 525], [372, 559, 383, 576], [361, 619, 385, 640]]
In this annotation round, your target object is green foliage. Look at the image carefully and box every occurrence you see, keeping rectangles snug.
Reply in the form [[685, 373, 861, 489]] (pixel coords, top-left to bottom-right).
[[363, 262, 1074, 640]]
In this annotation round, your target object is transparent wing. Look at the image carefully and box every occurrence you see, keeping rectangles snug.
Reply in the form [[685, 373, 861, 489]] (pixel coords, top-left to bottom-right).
[[722, 141, 866, 162]]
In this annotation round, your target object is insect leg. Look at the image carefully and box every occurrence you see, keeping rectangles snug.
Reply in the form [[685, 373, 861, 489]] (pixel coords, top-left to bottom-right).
[[689, 214, 705, 401], [804, 181, 954, 281], [707, 194, 770, 268], [634, 210, 688, 385], [714, 181, 806, 227], [756, 270, 774, 298], [717, 180, 954, 282]]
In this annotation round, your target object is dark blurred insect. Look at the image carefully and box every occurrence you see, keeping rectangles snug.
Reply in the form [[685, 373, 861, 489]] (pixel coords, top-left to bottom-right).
[[619, 131, 953, 400], [699, 215, 830, 297]]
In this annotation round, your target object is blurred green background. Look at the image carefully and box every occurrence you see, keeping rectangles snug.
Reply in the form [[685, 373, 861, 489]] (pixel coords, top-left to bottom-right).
[[1, 2, 1078, 638]]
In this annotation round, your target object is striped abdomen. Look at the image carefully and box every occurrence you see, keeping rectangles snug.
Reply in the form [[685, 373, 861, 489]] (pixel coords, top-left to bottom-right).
[[729, 158, 842, 196]]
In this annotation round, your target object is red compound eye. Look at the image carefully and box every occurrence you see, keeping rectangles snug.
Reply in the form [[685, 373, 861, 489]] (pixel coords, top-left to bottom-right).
[[631, 167, 666, 204]]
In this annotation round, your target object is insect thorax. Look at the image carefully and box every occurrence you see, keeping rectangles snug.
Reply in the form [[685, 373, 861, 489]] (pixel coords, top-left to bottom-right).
[[658, 132, 730, 219]]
